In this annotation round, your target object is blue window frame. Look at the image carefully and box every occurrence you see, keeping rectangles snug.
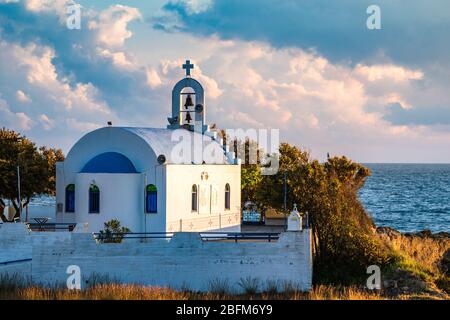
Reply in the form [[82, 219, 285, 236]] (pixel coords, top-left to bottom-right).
[[146, 184, 157, 213], [65, 184, 75, 213], [89, 185, 100, 213]]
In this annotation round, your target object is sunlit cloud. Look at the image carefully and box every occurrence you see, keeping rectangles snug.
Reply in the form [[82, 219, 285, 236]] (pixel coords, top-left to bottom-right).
[[0, 0, 449, 162]]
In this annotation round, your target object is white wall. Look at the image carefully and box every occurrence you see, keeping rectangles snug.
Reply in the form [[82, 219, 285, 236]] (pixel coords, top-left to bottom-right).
[[0, 224, 312, 293], [166, 164, 241, 232], [56, 126, 241, 233], [55, 161, 64, 223], [58, 159, 241, 233], [56, 127, 159, 225], [143, 165, 167, 233], [31, 231, 312, 292], [0, 223, 31, 262], [74, 173, 143, 233]]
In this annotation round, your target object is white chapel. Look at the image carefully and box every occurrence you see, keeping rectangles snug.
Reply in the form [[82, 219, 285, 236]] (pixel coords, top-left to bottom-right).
[[55, 60, 241, 233]]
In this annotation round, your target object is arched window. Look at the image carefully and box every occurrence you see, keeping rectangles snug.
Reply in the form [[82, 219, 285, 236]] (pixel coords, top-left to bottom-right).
[[191, 185, 198, 212], [146, 184, 157, 213], [225, 183, 230, 210], [89, 185, 100, 213], [65, 184, 75, 213]]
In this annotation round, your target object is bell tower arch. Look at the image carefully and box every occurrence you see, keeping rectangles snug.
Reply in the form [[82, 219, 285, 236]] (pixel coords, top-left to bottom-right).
[[167, 60, 207, 133]]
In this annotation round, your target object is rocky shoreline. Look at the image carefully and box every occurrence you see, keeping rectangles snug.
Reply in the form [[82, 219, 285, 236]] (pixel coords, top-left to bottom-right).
[[376, 226, 449, 298]]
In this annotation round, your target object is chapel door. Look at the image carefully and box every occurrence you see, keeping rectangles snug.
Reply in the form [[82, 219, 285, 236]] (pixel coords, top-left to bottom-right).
[[210, 184, 219, 214], [198, 184, 210, 214]]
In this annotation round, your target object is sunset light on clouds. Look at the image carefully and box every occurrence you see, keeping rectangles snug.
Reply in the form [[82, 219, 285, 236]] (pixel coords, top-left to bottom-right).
[[0, 0, 449, 162]]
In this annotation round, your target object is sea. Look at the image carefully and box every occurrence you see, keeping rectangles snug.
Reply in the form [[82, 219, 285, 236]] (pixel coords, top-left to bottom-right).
[[359, 163, 450, 233], [19, 164, 450, 233]]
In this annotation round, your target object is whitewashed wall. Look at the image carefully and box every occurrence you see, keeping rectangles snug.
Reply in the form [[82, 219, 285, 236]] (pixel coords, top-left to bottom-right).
[[55, 127, 160, 224], [0, 223, 32, 275], [166, 164, 241, 232], [55, 126, 240, 233], [31, 230, 311, 292], [74, 173, 143, 233], [0, 224, 312, 292]]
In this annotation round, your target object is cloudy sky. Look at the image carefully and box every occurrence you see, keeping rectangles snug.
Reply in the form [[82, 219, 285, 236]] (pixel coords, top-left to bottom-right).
[[0, 0, 449, 162]]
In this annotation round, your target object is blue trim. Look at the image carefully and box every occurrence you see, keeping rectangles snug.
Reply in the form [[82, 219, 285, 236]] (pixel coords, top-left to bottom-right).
[[89, 186, 100, 213], [81, 152, 138, 173], [65, 185, 75, 212], [146, 188, 157, 213]]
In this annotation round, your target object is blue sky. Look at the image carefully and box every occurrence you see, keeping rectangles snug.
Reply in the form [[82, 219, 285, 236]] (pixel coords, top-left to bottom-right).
[[0, 0, 449, 162]]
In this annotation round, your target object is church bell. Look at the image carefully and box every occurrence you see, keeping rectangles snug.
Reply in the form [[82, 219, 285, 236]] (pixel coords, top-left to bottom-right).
[[184, 94, 194, 109], [185, 111, 192, 124]]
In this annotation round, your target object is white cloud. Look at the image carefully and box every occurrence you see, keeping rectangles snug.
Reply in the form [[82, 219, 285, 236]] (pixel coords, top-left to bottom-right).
[[178, 0, 213, 14], [383, 92, 413, 110], [16, 90, 32, 103], [88, 5, 142, 48], [96, 48, 135, 70], [0, 97, 34, 131], [0, 40, 111, 115], [25, 0, 68, 12], [143, 35, 450, 162], [38, 114, 55, 130], [0, 38, 115, 145], [24, 0, 73, 22], [122, 34, 448, 162], [66, 118, 100, 132], [1, 1, 449, 161], [146, 67, 162, 88], [354, 64, 424, 82]]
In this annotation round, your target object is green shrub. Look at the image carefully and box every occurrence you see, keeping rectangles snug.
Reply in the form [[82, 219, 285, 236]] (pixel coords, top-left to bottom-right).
[[97, 219, 131, 243]]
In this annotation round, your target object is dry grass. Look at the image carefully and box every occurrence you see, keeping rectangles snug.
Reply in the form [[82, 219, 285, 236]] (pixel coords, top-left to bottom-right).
[[1, 272, 446, 300], [0, 283, 415, 300], [304, 285, 387, 300], [16, 285, 190, 300]]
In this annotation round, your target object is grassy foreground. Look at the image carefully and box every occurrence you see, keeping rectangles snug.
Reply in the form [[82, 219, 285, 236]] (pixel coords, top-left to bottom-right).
[[0, 282, 447, 300]]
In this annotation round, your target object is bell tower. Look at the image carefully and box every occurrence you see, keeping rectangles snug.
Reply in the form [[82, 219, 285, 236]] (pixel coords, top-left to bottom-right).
[[167, 59, 208, 133]]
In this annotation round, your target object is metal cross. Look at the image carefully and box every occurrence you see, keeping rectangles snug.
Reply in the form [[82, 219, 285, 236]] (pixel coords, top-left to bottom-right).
[[182, 59, 194, 77]]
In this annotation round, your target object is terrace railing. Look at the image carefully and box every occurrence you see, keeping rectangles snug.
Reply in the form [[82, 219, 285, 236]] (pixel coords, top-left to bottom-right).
[[93, 232, 174, 241], [200, 232, 280, 242], [27, 223, 77, 232], [0, 258, 32, 266], [92, 231, 280, 242]]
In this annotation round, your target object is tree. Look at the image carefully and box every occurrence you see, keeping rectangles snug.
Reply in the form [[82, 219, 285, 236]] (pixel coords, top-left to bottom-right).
[[97, 219, 131, 243], [245, 142, 392, 284], [241, 165, 263, 204], [0, 128, 65, 221], [218, 129, 264, 207], [39, 146, 65, 195]]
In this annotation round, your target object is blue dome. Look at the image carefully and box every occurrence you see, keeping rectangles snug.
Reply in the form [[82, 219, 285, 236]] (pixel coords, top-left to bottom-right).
[[81, 152, 138, 173]]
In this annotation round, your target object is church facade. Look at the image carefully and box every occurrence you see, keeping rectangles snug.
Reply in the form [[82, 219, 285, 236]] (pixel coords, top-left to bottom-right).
[[55, 60, 241, 233]]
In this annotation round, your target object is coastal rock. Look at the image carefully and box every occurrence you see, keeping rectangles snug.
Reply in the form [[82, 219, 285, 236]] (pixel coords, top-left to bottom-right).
[[441, 249, 450, 276], [377, 226, 450, 297], [376, 226, 401, 240], [382, 268, 444, 298], [377, 226, 450, 274]]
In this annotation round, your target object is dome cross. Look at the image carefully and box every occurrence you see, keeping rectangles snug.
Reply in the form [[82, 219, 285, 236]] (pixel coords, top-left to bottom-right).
[[182, 59, 194, 77]]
